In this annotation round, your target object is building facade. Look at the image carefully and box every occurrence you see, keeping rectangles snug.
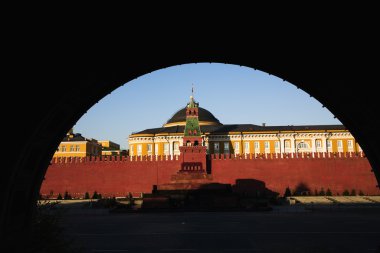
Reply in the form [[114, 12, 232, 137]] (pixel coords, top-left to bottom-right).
[[129, 97, 361, 157], [98, 140, 127, 156], [54, 129, 123, 157]]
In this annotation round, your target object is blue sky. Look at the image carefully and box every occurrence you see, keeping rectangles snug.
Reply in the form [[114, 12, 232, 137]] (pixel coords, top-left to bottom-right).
[[74, 63, 341, 149]]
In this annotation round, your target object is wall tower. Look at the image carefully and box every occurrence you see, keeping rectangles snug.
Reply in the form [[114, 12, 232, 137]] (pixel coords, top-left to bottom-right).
[[179, 95, 207, 172]]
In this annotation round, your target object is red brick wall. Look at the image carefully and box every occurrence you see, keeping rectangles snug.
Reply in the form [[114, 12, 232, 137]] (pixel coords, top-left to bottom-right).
[[40, 153, 380, 198], [211, 153, 380, 195], [41, 156, 180, 198]]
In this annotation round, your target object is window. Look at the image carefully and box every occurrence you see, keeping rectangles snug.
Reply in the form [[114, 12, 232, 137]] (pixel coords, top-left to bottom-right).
[[347, 140, 353, 148], [327, 140, 332, 148], [147, 144, 152, 153], [224, 142, 229, 153], [275, 141, 279, 149], [234, 142, 239, 153], [254, 141, 260, 149], [285, 140, 290, 148], [264, 141, 270, 149], [337, 140, 343, 148], [244, 142, 250, 153], [75, 145, 80, 151], [316, 140, 322, 148], [70, 145, 74, 152], [155, 144, 158, 154], [164, 143, 169, 154], [214, 143, 219, 153], [298, 142, 308, 149], [174, 142, 179, 151], [137, 144, 142, 155]]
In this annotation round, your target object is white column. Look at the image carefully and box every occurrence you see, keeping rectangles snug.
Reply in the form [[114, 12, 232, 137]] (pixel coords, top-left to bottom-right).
[[321, 135, 327, 152], [311, 138, 316, 153], [280, 137, 285, 154], [169, 140, 173, 158], [291, 135, 296, 153]]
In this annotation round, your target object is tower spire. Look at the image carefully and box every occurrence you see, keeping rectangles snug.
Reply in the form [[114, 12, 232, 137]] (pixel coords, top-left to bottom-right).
[[192, 84, 194, 97]]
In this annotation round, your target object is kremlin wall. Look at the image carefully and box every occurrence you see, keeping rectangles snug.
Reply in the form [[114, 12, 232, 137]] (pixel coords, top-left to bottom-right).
[[40, 96, 380, 198], [40, 152, 380, 198]]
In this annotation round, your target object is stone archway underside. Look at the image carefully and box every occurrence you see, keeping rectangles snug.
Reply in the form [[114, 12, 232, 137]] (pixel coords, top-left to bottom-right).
[[2, 39, 379, 239]]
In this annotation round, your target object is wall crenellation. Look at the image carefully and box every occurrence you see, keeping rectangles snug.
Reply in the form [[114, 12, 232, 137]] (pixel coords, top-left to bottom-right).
[[211, 152, 365, 160], [51, 152, 366, 164]]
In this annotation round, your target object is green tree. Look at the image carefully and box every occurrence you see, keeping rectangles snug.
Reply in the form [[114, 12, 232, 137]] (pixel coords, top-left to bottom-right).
[[284, 187, 291, 197], [92, 191, 99, 199], [84, 192, 90, 199], [64, 191, 72, 200], [318, 187, 325, 196], [57, 193, 62, 200], [326, 188, 332, 196], [342, 189, 350, 196], [350, 189, 356, 196], [359, 190, 364, 196]]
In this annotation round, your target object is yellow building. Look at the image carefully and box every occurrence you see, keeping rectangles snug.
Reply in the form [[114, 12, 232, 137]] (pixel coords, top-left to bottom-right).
[[128, 96, 362, 157], [54, 130, 102, 158], [98, 140, 127, 156]]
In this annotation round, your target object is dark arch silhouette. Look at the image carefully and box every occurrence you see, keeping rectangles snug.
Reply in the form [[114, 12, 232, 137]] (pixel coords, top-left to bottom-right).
[[2, 37, 379, 242]]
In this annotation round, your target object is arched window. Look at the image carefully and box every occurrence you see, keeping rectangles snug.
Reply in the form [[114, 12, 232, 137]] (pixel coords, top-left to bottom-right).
[[194, 141, 199, 146], [186, 140, 191, 146], [297, 142, 309, 151]]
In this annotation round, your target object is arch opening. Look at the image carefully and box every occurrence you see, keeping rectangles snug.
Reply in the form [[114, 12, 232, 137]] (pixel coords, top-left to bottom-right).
[[2, 60, 380, 249]]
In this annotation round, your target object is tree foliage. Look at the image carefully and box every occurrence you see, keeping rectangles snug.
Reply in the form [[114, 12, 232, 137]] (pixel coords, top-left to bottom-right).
[[284, 187, 291, 197]]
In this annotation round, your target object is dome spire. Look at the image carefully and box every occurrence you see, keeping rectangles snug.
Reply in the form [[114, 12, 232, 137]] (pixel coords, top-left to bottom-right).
[[188, 84, 199, 109]]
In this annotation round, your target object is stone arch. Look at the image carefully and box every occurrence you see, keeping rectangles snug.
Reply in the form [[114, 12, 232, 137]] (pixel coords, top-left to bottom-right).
[[2, 44, 379, 241]]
